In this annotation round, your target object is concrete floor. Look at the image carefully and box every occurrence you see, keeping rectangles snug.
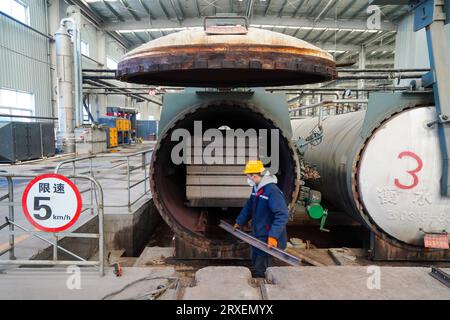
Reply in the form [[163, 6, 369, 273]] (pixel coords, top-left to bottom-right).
[[0, 265, 448, 300], [1, 142, 448, 300], [182, 266, 450, 300], [0, 142, 154, 261], [264, 266, 450, 300], [0, 266, 177, 300]]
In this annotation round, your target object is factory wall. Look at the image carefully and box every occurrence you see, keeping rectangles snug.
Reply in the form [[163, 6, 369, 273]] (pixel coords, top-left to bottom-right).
[[0, 0, 53, 119], [0, 0, 160, 124], [395, 12, 450, 72], [63, 5, 162, 122]]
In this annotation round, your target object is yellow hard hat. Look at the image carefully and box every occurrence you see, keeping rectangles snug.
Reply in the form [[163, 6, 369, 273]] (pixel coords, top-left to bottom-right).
[[244, 160, 265, 174]]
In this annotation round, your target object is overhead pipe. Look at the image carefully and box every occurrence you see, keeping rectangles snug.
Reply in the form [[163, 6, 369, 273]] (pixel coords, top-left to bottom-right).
[[289, 99, 369, 113], [337, 68, 430, 73], [82, 75, 117, 80], [82, 69, 116, 73], [267, 87, 412, 92], [337, 73, 425, 80], [82, 86, 184, 91], [83, 79, 162, 105]]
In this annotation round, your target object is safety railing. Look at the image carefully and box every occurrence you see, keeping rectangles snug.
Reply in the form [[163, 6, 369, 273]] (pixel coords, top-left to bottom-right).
[[0, 173, 104, 276], [54, 148, 152, 212]]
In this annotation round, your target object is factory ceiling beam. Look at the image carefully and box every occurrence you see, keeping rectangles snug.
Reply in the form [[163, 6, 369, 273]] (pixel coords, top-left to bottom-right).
[[169, 0, 184, 22], [307, 0, 324, 17], [245, 0, 255, 18], [337, 1, 354, 19], [348, 2, 368, 20], [67, 0, 131, 49], [118, 33, 394, 54], [314, 0, 337, 22], [310, 28, 329, 43], [138, 0, 155, 20], [195, 0, 201, 18], [264, 0, 272, 16], [319, 43, 394, 53], [278, 0, 288, 17], [102, 0, 125, 22], [158, 0, 171, 20], [382, 5, 401, 21], [335, 30, 353, 42], [392, 9, 411, 23], [363, 30, 396, 47], [119, 0, 140, 21], [105, 16, 397, 31], [345, 30, 367, 44], [292, 0, 306, 18], [322, 29, 338, 43], [132, 32, 146, 44], [292, 27, 301, 38], [302, 28, 315, 41]]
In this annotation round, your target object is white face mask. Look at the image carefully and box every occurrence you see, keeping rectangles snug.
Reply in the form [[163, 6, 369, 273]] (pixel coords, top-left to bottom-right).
[[247, 177, 256, 187]]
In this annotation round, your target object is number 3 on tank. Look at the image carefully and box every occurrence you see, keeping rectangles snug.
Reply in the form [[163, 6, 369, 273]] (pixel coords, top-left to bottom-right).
[[394, 151, 423, 190]]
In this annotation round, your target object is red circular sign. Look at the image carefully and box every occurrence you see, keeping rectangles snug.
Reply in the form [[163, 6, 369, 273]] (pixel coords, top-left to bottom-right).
[[22, 174, 82, 232]]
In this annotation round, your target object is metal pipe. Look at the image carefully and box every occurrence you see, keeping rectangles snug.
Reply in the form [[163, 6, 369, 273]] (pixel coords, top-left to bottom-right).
[[74, 26, 83, 128], [83, 86, 183, 90], [288, 93, 340, 103], [289, 99, 368, 113], [53, 234, 58, 261], [83, 92, 162, 95], [82, 69, 116, 73], [6, 218, 87, 262], [83, 79, 162, 105], [314, 0, 335, 22], [267, 87, 412, 92], [338, 74, 425, 80], [7, 177, 14, 260], [337, 68, 430, 73], [127, 157, 131, 212], [0, 114, 57, 120], [60, 18, 82, 128], [83, 75, 117, 80], [55, 20, 75, 153], [76, 174, 104, 276], [0, 260, 99, 266]]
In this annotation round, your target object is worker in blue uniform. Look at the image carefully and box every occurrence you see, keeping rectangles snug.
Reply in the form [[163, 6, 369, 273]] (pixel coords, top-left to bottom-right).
[[234, 160, 290, 278]]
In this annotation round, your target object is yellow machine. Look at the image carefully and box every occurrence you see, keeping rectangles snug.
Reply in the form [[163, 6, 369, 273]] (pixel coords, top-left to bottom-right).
[[109, 127, 118, 147]]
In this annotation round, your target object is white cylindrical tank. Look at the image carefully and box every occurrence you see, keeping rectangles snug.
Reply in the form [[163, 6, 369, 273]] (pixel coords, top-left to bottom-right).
[[292, 106, 450, 247], [55, 22, 75, 153]]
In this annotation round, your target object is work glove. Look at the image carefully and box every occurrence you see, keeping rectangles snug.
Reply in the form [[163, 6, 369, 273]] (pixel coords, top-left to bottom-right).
[[233, 223, 241, 231], [268, 237, 278, 248]]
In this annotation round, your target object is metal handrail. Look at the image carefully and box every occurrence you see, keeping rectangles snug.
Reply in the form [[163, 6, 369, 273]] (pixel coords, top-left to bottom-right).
[[0, 173, 105, 276], [54, 148, 152, 212]]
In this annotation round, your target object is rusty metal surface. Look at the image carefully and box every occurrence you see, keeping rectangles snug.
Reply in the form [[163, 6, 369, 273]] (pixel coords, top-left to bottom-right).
[[116, 27, 337, 87], [150, 100, 300, 254], [370, 232, 450, 261]]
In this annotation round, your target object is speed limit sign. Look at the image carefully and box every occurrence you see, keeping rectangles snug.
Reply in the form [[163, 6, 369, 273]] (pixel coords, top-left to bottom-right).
[[22, 174, 82, 232]]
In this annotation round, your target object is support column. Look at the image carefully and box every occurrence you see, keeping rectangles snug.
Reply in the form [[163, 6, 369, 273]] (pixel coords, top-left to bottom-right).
[[358, 45, 366, 101]]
